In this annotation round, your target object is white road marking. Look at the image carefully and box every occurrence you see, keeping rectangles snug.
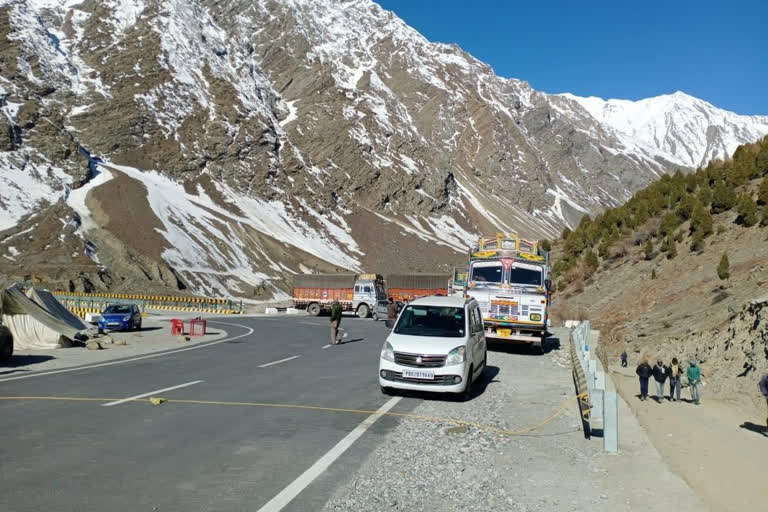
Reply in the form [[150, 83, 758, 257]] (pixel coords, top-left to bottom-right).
[[321, 344, 332, 349], [299, 321, 324, 326], [102, 380, 203, 407], [0, 321, 253, 383], [256, 396, 401, 512], [258, 355, 300, 368]]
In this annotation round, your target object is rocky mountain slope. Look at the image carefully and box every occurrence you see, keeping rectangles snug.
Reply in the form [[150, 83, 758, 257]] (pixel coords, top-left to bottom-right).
[[1, 0, 767, 299]]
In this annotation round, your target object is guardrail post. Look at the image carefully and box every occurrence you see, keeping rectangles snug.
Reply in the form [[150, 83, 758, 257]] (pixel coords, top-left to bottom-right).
[[604, 390, 618, 453]]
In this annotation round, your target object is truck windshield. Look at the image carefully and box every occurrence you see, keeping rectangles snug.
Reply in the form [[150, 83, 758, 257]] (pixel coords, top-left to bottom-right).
[[508, 266, 542, 286], [470, 264, 502, 284], [394, 305, 465, 338]]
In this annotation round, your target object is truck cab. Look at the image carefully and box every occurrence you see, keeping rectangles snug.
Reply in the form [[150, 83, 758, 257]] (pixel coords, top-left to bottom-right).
[[352, 275, 386, 318]]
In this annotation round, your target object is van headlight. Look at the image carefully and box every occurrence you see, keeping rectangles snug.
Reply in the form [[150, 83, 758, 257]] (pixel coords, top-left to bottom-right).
[[380, 341, 395, 362], [445, 346, 466, 366]]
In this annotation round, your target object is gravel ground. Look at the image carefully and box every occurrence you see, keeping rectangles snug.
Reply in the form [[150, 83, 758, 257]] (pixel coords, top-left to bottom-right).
[[0, 314, 230, 375], [322, 328, 705, 512]]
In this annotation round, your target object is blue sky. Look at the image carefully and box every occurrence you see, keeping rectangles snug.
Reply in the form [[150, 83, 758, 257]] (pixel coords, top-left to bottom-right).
[[376, 0, 767, 115]]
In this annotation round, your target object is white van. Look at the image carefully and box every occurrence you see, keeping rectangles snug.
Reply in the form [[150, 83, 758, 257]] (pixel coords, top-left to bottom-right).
[[378, 296, 487, 400]]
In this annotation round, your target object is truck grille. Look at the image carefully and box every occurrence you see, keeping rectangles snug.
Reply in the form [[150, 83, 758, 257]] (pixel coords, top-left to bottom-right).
[[490, 303, 519, 317], [393, 352, 446, 368]]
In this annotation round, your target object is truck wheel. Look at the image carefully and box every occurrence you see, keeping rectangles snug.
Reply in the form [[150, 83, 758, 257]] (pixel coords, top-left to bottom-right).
[[307, 303, 321, 317], [0, 325, 13, 364], [356, 304, 370, 318]]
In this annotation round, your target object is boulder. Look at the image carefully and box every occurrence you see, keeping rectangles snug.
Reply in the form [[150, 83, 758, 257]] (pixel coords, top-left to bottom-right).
[[85, 340, 102, 350]]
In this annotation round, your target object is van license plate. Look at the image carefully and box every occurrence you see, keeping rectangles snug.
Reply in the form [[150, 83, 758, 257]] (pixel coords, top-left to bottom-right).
[[402, 369, 434, 380], [497, 329, 511, 337]]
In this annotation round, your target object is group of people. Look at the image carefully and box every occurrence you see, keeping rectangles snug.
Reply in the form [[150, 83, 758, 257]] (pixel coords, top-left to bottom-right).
[[631, 355, 702, 404]]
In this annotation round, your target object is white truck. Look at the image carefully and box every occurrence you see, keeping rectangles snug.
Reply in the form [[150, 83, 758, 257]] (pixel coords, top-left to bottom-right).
[[464, 235, 551, 353]]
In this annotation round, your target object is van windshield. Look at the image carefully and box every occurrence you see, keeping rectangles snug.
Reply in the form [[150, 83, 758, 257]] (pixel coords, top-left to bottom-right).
[[393, 305, 465, 338]]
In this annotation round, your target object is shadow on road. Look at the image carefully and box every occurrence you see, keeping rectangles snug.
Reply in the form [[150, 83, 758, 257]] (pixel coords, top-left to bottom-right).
[[0, 354, 56, 375], [739, 421, 767, 436], [487, 334, 561, 356]]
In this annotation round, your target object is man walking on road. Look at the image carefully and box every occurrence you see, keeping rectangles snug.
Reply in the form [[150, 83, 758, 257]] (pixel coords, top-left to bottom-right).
[[759, 373, 768, 432], [667, 357, 682, 402], [636, 358, 652, 401], [652, 359, 668, 403], [330, 299, 343, 345], [387, 297, 398, 320], [688, 359, 702, 405], [620, 350, 628, 367]]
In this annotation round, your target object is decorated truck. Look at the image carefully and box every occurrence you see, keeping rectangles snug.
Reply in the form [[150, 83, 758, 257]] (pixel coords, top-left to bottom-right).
[[448, 267, 468, 297], [384, 274, 451, 302], [463, 234, 551, 353], [292, 273, 385, 318]]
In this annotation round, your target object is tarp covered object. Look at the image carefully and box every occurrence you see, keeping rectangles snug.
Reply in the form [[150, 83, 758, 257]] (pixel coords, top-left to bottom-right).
[[292, 274, 357, 289], [0, 285, 86, 350], [385, 274, 450, 289]]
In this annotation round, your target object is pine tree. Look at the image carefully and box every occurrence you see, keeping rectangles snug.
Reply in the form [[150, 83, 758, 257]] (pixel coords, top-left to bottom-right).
[[717, 253, 730, 281], [690, 204, 713, 237], [644, 239, 654, 260], [758, 177, 768, 206], [561, 227, 572, 240], [666, 236, 677, 259], [676, 194, 696, 221], [696, 185, 712, 207], [660, 212, 679, 237], [539, 239, 552, 252], [584, 250, 599, 270], [736, 194, 758, 227], [711, 180, 737, 213], [651, 268, 657, 280], [690, 231, 705, 252], [761, 204, 768, 227]]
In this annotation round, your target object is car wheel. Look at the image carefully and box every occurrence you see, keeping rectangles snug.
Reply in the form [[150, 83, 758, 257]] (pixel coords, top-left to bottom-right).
[[0, 325, 13, 363], [307, 303, 321, 317], [459, 364, 474, 402], [356, 304, 370, 319]]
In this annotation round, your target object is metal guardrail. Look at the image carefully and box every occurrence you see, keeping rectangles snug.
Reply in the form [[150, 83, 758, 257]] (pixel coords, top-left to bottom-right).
[[570, 321, 618, 453]]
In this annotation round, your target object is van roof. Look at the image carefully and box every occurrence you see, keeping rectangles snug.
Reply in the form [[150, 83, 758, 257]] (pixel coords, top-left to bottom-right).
[[408, 295, 469, 308]]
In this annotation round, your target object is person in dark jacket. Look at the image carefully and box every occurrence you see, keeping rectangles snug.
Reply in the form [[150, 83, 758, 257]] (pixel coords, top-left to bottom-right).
[[636, 358, 652, 401], [330, 300, 343, 345], [666, 357, 682, 402], [387, 297, 398, 319], [652, 360, 668, 403], [687, 359, 701, 405], [758, 373, 768, 432], [620, 351, 628, 367]]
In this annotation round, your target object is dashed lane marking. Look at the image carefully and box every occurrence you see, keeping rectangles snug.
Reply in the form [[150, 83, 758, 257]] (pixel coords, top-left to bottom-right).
[[101, 380, 204, 407], [258, 355, 300, 368]]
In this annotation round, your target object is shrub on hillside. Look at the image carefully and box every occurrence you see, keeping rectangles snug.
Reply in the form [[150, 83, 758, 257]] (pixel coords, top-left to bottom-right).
[[717, 253, 730, 281], [736, 194, 758, 227], [711, 180, 737, 213], [644, 239, 654, 260], [666, 236, 677, 259], [697, 185, 712, 206], [761, 205, 768, 227], [758, 177, 768, 205]]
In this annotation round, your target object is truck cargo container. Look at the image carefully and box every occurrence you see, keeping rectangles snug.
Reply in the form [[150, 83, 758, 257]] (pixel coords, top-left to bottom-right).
[[292, 273, 385, 318], [385, 274, 451, 302]]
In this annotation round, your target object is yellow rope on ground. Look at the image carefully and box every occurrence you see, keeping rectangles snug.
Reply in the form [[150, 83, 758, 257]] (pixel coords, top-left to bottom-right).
[[0, 393, 588, 437]]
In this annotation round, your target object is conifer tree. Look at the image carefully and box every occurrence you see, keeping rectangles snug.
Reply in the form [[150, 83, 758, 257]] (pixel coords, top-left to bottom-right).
[[761, 204, 768, 227], [584, 250, 599, 271], [711, 180, 737, 213], [758, 177, 768, 205], [717, 253, 730, 281], [666, 236, 677, 259], [660, 212, 679, 237], [696, 185, 712, 206], [644, 239, 654, 260], [651, 268, 657, 280], [690, 204, 713, 237], [690, 231, 705, 252], [736, 194, 758, 227]]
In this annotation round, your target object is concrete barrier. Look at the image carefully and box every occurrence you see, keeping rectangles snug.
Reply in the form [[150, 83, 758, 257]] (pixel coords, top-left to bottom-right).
[[264, 307, 278, 314]]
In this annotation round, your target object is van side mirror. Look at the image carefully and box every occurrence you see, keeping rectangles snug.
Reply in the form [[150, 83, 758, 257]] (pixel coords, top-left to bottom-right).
[[384, 319, 395, 329]]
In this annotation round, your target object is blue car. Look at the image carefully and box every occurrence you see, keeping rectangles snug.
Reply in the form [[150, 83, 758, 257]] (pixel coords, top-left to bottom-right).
[[99, 304, 142, 332]]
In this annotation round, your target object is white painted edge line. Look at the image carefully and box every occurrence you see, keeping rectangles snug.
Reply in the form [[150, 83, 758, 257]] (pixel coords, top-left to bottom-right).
[[299, 322, 324, 326], [256, 396, 401, 512], [258, 355, 300, 368], [102, 380, 203, 407], [321, 344, 332, 349], [0, 320, 253, 383]]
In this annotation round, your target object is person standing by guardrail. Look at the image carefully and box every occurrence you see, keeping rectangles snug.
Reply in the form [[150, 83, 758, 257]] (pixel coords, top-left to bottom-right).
[[687, 359, 702, 405], [652, 360, 668, 403], [636, 358, 652, 401], [620, 350, 628, 367], [667, 358, 682, 402]]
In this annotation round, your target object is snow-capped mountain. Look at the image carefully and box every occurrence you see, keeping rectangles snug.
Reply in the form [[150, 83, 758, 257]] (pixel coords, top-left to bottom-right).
[[562, 91, 768, 168], [0, 0, 766, 299]]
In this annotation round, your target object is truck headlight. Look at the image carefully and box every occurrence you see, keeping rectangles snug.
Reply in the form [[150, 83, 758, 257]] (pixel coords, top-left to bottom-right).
[[530, 313, 542, 321], [380, 341, 395, 362], [445, 346, 466, 366]]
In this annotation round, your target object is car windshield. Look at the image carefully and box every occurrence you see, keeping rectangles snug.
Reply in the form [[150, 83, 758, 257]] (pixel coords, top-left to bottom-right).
[[393, 305, 465, 338], [104, 305, 131, 314], [508, 266, 543, 286], [470, 263, 503, 284]]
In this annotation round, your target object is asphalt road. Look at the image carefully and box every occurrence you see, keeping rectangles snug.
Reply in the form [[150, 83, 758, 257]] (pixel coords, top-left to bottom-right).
[[0, 315, 414, 512]]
